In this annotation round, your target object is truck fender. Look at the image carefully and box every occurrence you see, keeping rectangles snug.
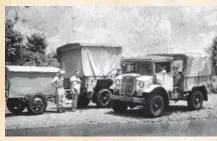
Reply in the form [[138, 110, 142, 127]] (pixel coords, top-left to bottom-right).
[[145, 85, 170, 108], [143, 84, 163, 93], [109, 83, 115, 90]]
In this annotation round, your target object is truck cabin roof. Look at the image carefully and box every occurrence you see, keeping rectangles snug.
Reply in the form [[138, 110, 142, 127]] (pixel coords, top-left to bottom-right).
[[56, 43, 122, 57], [122, 55, 174, 62]]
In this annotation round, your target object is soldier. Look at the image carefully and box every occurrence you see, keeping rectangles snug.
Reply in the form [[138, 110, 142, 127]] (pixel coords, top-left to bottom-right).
[[116, 69, 121, 77], [70, 71, 82, 112], [51, 69, 66, 113]]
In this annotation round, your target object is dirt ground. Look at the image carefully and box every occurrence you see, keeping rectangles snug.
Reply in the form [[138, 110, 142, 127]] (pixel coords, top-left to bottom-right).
[[5, 93, 217, 133]]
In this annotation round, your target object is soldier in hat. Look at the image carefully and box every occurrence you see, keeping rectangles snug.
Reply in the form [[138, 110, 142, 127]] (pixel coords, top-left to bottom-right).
[[51, 69, 66, 113], [70, 70, 82, 112]]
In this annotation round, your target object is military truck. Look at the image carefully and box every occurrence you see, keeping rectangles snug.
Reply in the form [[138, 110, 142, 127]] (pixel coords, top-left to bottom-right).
[[109, 53, 212, 117], [56, 43, 122, 108]]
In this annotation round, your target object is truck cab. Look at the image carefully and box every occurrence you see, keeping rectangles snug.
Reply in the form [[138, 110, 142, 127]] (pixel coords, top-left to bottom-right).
[[110, 54, 211, 117]]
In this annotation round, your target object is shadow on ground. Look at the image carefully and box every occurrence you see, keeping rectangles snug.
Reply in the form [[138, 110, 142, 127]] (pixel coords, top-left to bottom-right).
[[105, 105, 193, 119], [5, 105, 105, 117]]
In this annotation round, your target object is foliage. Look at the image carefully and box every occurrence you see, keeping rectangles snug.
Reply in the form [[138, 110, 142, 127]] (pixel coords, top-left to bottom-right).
[[5, 19, 25, 65], [207, 36, 217, 75], [5, 19, 59, 67], [23, 33, 60, 67]]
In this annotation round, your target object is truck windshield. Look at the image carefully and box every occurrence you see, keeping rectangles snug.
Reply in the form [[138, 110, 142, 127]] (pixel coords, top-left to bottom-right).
[[121, 61, 153, 75]]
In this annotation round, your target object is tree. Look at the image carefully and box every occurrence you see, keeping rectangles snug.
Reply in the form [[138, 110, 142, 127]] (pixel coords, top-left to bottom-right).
[[5, 19, 25, 65], [5, 7, 59, 67], [43, 52, 60, 67], [24, 33, 60, 67], [206, 36, 217, 75]]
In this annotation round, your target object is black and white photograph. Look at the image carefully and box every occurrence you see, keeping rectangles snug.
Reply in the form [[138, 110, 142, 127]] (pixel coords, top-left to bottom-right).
[[4, 6, 217, 136]]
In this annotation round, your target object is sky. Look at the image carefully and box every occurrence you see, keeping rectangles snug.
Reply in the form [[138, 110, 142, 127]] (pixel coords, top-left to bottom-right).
[[6, 6, 217, 57]]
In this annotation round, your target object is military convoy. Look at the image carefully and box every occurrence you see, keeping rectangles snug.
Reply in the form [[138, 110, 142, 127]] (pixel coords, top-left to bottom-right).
[[109, 53, 212, 117], [5, 44, 213, 117]]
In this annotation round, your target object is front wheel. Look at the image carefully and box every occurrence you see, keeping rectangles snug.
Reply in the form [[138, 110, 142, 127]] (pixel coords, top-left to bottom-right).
[[187, 90, 203, 110], [111, 100, 128, 113], [27, 94, 47, 115], [96, 89, 111, 108], [146, 94, 164, 118], [6, 98, 26, 114]]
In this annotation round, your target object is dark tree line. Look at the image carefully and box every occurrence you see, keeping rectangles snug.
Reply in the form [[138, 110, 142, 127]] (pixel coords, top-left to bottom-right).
[[207, 36, 217, 75], [5, 19, 59, 67]]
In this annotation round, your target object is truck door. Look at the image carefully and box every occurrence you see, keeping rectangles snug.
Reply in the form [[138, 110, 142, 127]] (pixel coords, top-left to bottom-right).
[[155, 62, 173, 92]]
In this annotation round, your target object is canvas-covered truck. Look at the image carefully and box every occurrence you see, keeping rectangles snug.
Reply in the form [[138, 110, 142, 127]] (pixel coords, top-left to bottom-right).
[[109, 53, 212, 117], [5, 65, 59, 114], [56, 43, 122, 108]]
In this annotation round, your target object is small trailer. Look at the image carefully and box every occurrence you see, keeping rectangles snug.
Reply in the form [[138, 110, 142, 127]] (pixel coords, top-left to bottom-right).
[[5, 65, 58, 114], [56, 43, 122, 108]]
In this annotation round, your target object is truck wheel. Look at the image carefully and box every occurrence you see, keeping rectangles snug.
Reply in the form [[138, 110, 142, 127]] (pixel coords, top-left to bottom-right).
[[187, 90, 203, 110], [6, 98, 26, 114], [78, 95, 90, 107], [96, 89, 111, 108], [146, 94, 164, 118], [27, 94, 47, 115], [111, 100, 128, 113]]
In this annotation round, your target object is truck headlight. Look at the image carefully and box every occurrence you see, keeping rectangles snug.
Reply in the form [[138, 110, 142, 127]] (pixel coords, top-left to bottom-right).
[[138, 81, 145, 88], [115, 79, 120, 86]]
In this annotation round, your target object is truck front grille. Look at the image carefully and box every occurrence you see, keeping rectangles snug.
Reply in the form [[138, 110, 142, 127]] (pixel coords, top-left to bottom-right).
[[120, 76, 134, 95]]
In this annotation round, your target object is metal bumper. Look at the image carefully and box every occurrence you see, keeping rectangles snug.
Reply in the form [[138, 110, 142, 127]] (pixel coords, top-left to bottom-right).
[[110, 95, 146, 104]]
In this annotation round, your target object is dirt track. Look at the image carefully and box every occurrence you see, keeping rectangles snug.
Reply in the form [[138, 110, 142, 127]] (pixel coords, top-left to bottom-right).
[[5, 93, 217, 135]]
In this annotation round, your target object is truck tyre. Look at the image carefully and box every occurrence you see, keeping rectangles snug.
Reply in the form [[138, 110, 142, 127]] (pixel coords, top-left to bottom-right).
[[146, 94, 164, 118], [6, 98, 26, 114], [111, 100, 128, 113], [187, 90, 203, 110], [77, 95, 90, 107], [96, 89, 111, 108], [27, 94, 47, 115]]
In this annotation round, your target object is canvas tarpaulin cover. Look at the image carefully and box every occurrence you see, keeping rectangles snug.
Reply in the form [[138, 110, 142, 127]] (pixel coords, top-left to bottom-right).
[[152, 54, 212, 91], [183, 54, 212, 77], [60, 48, 82, 78], [57, 44, 122, 77], [154, 54, 212, 76], [81, 47, 122, 77]]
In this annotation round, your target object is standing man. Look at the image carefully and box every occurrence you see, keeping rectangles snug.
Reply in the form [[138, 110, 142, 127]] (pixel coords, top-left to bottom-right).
[[51, 69, 66, 113], [70, 71, 82, 112]]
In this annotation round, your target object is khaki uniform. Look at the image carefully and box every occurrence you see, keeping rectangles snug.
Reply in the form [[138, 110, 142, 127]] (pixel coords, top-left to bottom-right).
[[51, 76, 65, 110], [70, 76, 81, 111]]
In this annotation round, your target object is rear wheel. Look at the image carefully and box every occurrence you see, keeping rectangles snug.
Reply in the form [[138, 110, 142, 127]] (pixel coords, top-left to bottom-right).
[[6, 98, 26, 114], [77, 95, 90, 107], [96, 89, 111, 108], [188, 90, 203, 110], [111, 100, 128, 113], [146, 94, 164, 118], [27, 94, 47, 115]]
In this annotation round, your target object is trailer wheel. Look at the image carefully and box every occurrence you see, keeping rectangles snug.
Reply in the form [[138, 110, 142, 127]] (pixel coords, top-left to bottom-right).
[[188, 90, 203, 110], [111, 100, 128, 113], [27, 94, 47, 115], [77, 95, 90, 107], [146, 94, 164, 118], [96, 89, 111, 108], [7, 98, 26, 114]]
